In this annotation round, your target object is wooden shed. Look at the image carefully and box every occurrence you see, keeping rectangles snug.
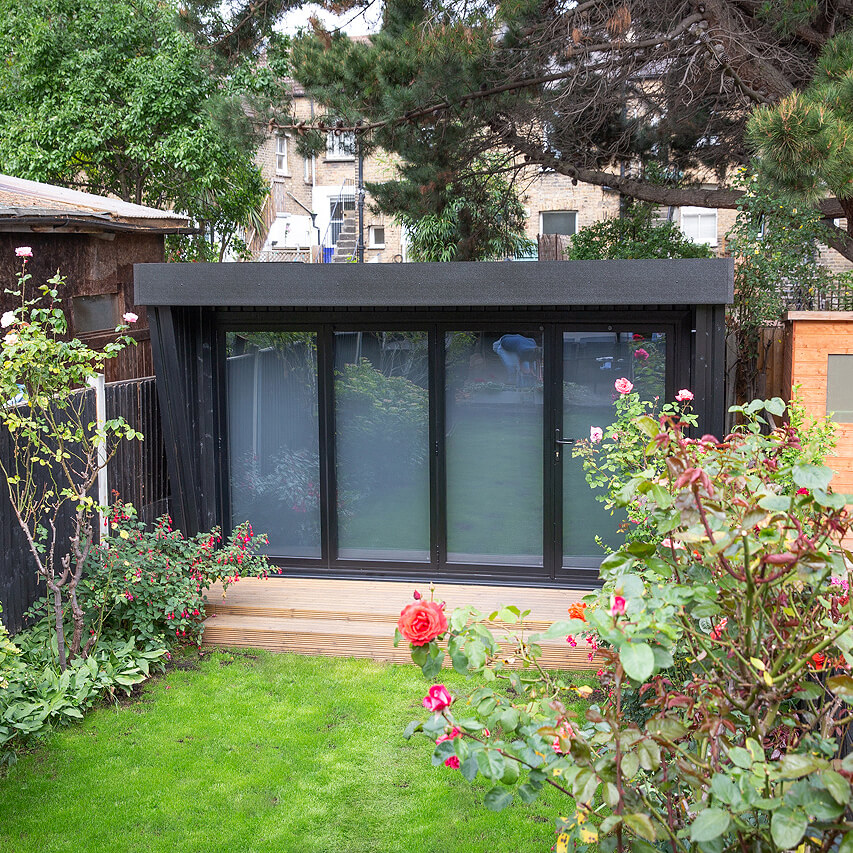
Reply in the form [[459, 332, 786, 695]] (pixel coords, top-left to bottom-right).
[[0, 174, 194, 381], [785, 311, 853, 494]]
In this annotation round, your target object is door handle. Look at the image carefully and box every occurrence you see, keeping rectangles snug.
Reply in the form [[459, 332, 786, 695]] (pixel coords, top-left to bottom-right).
[[555, 428, 575, 446]]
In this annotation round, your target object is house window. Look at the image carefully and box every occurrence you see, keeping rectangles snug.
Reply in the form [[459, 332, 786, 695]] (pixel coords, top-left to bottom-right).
[[827, 355, 853, 423], [326, 130, 356, 161], [368, 225, 385, 248], [275, 135, 289, 175], [72, 294, 119, 333], [680, 206, 718, 246], [540, 210, 577, 236]]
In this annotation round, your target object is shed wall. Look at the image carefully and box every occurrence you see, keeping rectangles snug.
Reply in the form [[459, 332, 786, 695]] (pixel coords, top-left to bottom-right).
[[787, 313, 853, 495]]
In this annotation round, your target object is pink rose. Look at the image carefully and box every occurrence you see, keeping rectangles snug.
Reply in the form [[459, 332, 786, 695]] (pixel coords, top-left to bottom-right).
[[676, 389, 694, 402], [661, 537, 685, 550], [796, 488, 809, 496], [552, 722, 574, 754], [610, 595, 626, 616], [444, 755, 460, 768], [436, 726, 460, 745], [122, 312, 138, 324], [614, 378, 634, 394], [15, 246, 33, 259], [589, 426, 603, 442], [422, 684, 453, 712], [634, 348, 649, 360]]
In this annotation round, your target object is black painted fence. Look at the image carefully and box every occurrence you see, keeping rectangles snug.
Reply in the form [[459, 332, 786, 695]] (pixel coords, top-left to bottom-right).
[[0, 376, 170, 635]]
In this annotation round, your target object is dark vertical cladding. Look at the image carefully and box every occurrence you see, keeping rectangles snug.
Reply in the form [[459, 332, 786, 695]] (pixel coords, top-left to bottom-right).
[[148, 306, 218, 537]]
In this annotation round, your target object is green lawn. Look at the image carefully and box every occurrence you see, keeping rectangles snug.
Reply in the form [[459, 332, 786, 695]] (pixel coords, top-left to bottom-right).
[[0, 650, 590, 853]]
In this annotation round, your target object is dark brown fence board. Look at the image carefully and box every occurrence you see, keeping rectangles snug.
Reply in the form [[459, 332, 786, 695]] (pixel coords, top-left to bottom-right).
[[0, 378, 169, 634]]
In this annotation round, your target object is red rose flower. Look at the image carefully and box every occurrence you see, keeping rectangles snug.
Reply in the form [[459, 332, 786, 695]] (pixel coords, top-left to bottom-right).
[[568, 602, 587, 622], [398, 600, 448, 646]]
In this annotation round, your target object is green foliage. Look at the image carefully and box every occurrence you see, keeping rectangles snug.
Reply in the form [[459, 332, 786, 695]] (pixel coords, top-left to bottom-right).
[[0, 253, 141, 670], [725, 172, 851, 402], [392, 161, 534, 262], [748, 32, 853, 207], [0, 626, 167, 749], [404, 398, 853, 851], [567, 201, 713, 260], [0, 0, 276, 259], [79, 503, 272, 648], [573, 387, 697, 544]]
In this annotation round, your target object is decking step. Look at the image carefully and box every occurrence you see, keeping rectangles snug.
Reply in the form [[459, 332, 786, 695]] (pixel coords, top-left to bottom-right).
[[202, 614, 592, 668], [205, 600, 556, 631]]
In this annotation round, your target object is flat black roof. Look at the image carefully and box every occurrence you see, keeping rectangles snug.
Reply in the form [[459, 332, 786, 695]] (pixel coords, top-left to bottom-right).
[[134, 258, 734, 308]]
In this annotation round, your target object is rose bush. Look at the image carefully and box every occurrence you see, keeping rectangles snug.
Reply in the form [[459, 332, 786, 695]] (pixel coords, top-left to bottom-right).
[[399, 399, 853, 852]]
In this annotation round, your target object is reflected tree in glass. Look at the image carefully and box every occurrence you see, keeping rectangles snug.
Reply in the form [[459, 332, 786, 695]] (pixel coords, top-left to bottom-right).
[[226, 331, 321, 557], [445, 330, 544, 566], [334, 332, 430, 560]]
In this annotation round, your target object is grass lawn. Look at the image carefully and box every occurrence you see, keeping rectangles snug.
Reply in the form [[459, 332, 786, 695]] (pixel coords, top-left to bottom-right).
[[0, 649, 591, 853]]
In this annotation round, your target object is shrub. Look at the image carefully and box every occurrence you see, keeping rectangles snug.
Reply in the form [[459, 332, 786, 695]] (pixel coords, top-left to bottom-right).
[[399, 398, 853, 852], [80, 503, 271, 648]]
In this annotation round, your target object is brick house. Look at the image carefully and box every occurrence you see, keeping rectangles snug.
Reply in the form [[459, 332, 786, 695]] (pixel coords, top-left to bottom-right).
[[251, 86, 851, 272]]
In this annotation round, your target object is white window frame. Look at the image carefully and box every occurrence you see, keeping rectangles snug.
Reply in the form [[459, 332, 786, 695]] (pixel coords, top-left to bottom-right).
[[368, 225, 386, 249], [679, 206, 718, 247], [275, 134, 289, 176], [539, 210, 578, 236], [326, 130, 356, 161]]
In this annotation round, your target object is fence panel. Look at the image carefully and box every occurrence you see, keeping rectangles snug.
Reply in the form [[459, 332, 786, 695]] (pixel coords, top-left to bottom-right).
[[0, 377, 169, 635], [104, 377, 171, 525]]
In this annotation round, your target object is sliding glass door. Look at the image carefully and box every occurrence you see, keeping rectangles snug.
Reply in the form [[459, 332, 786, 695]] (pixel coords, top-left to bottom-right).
[[334, 331, 430, 561], [224, 323, 672, 582]]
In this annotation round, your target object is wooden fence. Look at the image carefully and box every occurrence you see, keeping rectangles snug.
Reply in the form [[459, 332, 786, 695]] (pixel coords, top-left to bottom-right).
[[0, 376, 170, 634]]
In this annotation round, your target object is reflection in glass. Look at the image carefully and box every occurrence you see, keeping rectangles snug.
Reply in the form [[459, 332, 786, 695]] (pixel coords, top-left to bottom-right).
[[445, 331, 544, 565], [562, 331, 666, 561], [334, 332, 430, 560], [226, 332, 321, 557]]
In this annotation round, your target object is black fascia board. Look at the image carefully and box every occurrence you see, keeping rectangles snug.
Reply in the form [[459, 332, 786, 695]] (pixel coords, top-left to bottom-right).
[[134, 258, 734, 308]]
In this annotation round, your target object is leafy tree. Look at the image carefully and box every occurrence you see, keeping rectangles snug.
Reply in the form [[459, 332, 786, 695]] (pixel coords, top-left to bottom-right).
[[391, 160, 534, 261], [0, 0, 287, 259], [275, 0, 853, 259], [725, 174, 849, 404], [567, 201, 713, 260], [748, 31, 853, 259]]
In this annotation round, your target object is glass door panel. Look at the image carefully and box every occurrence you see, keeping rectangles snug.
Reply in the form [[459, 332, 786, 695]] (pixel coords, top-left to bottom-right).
[[226, 331, 321, 557], [334, 331, 430, 561], [561, 331, 666, 563], [445, 331, 544, 566]]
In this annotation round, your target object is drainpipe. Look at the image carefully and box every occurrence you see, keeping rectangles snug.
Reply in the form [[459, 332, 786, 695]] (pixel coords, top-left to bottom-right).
[[357, 126, 365, 263]]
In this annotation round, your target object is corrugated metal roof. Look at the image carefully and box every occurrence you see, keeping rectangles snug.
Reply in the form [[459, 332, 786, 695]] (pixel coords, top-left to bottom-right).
[[0, 174, 193, 232]]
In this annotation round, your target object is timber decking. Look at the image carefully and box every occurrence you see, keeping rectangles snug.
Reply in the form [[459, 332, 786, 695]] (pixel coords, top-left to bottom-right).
[[202, 577, 597, 669]]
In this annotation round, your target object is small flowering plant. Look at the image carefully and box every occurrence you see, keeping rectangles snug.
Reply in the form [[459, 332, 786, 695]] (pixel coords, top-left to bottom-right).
[[573, 384, 698, 544], [0, 249, 140, 670], [80, 501, 271, 647], [401, 399, 853, 852]]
